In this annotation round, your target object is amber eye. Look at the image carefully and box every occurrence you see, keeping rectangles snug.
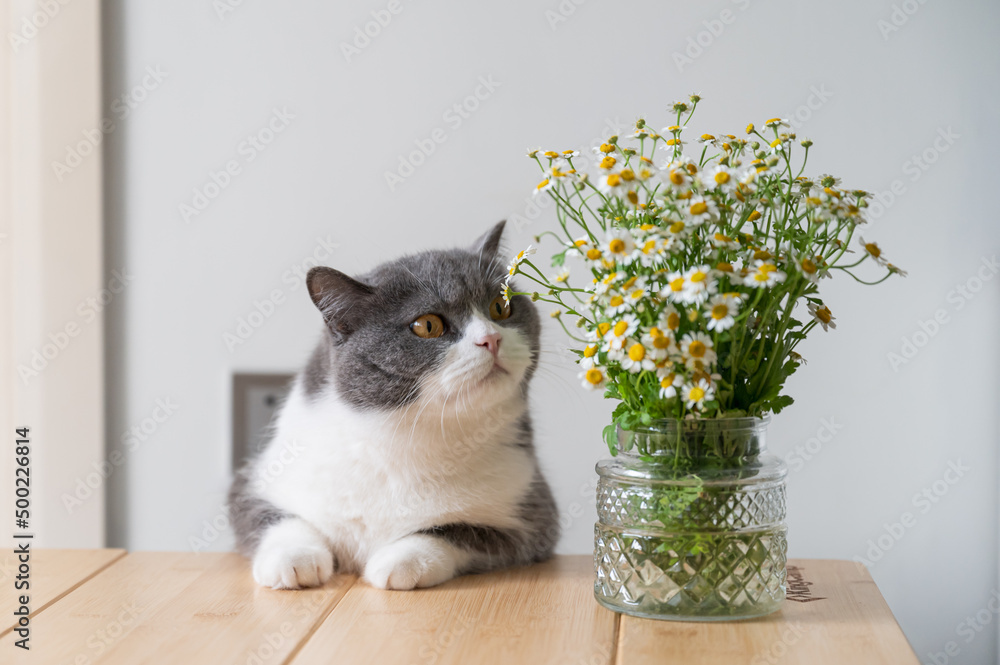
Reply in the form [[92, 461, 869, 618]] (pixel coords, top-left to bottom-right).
[[410, 314, 445, 339], [488, 296, 511, 321]]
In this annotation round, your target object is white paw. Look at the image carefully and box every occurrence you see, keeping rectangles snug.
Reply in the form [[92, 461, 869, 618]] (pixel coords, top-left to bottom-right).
[[364, 536, 462, 590], [253, 543, 334, 589]]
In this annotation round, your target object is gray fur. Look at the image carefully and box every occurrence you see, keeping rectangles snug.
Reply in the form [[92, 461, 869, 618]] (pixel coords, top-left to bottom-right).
[[227, 468, 288, 556]]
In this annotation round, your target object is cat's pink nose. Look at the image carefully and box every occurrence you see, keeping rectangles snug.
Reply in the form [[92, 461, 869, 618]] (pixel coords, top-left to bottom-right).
[[476, 333, 502, 358]]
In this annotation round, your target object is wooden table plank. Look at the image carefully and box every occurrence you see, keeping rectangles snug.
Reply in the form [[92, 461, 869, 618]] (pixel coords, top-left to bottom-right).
[[0, 548, 126, 636], [616, 559, 918, 665], [10, 552, 357, 664], [290, 555, 619, 665]]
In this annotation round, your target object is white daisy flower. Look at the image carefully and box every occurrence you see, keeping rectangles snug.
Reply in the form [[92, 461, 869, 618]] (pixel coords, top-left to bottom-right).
[[620, 340, 656, 373], [679, 332, 717, 369], [744, 260, 787, 288], [682, 378, 715, 410], [684, 196, 718, 225], [808, 302, 837, 331], [679, 265, 717, 305], [658, 371, 684, 399], [506, 245, 536, 277], [604, 314, 640, 352], [710, 232, 741, 251], [604, 292, 631, 316], [580, 367, 607, 391], [642, 327, 677, 361], [579, 344, 600, 370], [858, 236, 889, 267], [660, 270, 687, 301], [659, 303, 682, 333], [796, 255, 826, 283], [602, 229, 636, 264], [552, 268, 571, 284], [700, 165, 738, 195], [704, 294, 740, 332]]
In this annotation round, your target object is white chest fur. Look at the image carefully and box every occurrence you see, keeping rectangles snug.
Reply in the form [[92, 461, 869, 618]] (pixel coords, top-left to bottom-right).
[[252, 381, 535, 573]]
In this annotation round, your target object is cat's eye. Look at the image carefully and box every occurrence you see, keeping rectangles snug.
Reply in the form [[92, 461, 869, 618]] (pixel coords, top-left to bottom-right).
[[488, 295, 512, 321], [410, 314, 445, 339]]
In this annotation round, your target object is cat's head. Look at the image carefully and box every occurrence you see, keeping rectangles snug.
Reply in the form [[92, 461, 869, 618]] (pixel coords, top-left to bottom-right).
[[304, 221, 540, 413]]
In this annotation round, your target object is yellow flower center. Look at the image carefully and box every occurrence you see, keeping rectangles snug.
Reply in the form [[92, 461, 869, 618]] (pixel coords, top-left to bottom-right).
[[583, 345, 598, 358], [754, 249, 773, 261], [711, 304, 729, 320], [597, 322, 611, 337], [714, 171, 730, 184], [690, 201, 708, 215], [630, 289, 644, 301], [666, 312, 680, 330], [770, 138, 782, 148], [628, 344, 645, 362], [669, 221, 685, 234], [660, 375, 676, 388], [642, 240, 657, 254], [747, 210, 762, 222], [753, 272, 770, 282], [759, 263, 777, 274], [620, 169, 635, 182], [600, 143, 614, 153], [652, 335, 670, 350], [669, 277, 685, 292], [599, 156, 616, 169], [536, 179, 550, 191], [609, 238, 626, 254], [585, 369, 604, 385], [622, 276, 638, 289], [689, 386, 705, 402], [700, 134, 715, 141], [627, 191, 639, 205], [688, 340, 706, 357], [613, 320, 629, 336], [816, 307, 832, 323], [609, 295, 624, 307], [801, 258, 817, 274], [586, 248, 602, 260], [669, 170, 685, 185], [690, 270, 707, 284], [865, 243, 881, 258], [606, 173, 621, 187], [716, 262, 733, 273]]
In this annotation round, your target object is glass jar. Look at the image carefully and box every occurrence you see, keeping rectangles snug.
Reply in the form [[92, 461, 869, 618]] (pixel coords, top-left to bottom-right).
[[594, 417, 787, 621]]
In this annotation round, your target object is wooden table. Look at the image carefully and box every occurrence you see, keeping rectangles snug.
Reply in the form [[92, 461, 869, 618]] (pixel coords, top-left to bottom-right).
[[1, 551, 917, 664]]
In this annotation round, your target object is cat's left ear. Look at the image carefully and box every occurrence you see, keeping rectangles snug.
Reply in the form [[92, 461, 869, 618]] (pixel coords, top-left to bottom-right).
[[471, 220, 506, 260]]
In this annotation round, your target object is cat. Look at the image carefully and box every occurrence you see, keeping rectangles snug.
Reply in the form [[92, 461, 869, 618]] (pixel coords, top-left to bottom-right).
[[228, 221, 559, 590]]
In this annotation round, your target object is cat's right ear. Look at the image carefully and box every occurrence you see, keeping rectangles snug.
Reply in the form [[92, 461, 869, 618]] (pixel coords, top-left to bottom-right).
[[306, 267, 374, 340]]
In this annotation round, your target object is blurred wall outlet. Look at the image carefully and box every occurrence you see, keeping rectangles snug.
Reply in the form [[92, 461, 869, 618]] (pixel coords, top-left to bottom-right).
[[232, 373, 295, 470]]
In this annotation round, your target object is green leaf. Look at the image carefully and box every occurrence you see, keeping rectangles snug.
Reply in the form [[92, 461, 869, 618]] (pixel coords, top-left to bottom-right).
[[602, 423, 618, 456]]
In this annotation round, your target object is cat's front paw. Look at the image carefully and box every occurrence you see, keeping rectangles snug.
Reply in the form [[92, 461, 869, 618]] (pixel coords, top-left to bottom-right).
[[253, 543, 334, 590], [364, 535, 462, 590]]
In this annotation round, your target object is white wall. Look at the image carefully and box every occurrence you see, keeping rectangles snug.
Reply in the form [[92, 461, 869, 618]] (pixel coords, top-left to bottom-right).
[[103, 1, 999, 662]]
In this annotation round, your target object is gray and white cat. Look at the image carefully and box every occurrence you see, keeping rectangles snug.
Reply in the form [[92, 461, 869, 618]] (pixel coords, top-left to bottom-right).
[[228, 221, 559, 590]]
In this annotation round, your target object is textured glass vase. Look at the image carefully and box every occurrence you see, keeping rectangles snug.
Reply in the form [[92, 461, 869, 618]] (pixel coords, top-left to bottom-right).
[[594, 417, 787, 621]]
